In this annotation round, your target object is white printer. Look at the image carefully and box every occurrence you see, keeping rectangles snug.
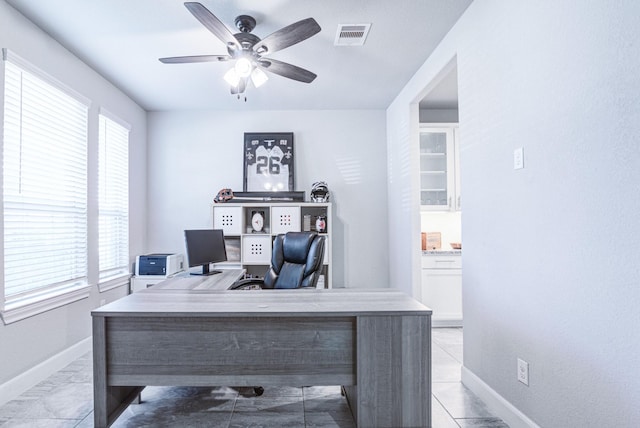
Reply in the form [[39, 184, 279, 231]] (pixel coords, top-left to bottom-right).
[[135, 253, 184, 277]]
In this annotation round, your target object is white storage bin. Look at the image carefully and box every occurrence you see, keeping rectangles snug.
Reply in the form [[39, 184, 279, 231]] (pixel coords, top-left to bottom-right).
[[242, 235, 272, 264], [213, 206, 242, 235], [271, 206, 301, 234]]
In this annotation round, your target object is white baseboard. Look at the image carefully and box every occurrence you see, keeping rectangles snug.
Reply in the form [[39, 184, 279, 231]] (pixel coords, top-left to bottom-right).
[[0, 337, 92, 407], [432, 318, 463, 327], [461, 366, 541, 428]]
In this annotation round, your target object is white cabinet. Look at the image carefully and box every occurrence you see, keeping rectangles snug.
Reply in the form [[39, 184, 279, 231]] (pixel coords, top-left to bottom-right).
[[421, 253, 462, 326], [419, 125, 461, 211], [212, 202, 332, 288], [130, 276, 167, 293]]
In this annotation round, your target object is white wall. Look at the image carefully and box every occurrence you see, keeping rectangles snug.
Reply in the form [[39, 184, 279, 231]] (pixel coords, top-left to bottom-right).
[[389, 0, 640, 426], [0, 0, 146, 391], [146, 109, 388, 289]]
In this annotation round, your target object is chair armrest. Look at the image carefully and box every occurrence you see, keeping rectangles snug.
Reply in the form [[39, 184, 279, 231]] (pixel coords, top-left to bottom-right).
[[229, 278, 267, 290]]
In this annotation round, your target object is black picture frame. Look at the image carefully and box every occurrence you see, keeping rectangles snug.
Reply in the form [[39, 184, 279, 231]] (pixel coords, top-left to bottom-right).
[[243, 132, 294, 192]]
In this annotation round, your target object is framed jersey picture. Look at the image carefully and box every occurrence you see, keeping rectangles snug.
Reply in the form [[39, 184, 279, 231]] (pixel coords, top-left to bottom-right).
[[243, 132, 294, 192]]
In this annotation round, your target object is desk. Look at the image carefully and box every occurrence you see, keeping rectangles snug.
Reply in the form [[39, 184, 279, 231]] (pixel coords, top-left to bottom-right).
[[145, 268, 245, 291], [92, 287, 432, 427]]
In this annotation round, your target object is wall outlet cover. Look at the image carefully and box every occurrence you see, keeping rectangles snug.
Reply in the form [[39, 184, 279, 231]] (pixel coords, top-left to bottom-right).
[[514, 147, 524, 169], [517, 357, 529, 386]]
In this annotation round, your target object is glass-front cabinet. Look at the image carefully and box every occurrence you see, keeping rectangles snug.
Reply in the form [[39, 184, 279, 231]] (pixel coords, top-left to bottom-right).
[[419, 125, 460, 211]]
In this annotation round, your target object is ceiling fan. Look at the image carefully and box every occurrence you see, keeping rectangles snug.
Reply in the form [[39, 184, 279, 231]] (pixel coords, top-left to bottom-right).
[[159, 2, 321, 97]]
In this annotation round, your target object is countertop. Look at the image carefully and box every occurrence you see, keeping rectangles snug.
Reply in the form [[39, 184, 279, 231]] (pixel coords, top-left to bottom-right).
[[422, 250, 462, 255]]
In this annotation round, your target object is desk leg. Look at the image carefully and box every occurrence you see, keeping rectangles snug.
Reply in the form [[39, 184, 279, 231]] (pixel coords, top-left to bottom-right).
[[354, 315, 431, 428], [93, 316, 109, 427], [92, 316, 144, 428]]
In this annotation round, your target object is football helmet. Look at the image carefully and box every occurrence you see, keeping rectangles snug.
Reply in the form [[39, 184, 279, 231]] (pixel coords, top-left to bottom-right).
[[310, 181, 329, 202]]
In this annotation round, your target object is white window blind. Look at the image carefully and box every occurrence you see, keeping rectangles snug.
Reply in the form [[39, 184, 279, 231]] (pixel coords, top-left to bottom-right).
[[2, 52, 89, 303], [98, 111, 129, 281]]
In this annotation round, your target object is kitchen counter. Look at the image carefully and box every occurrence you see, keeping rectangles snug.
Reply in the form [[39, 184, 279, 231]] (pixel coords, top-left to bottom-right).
[[423, 250, 462, 255]]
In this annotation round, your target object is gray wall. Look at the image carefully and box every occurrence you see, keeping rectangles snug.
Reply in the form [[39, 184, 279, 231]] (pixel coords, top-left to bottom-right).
[[388, 0, 640, 426], [146, 110, 389, 289], [0, 1, 147, 386]]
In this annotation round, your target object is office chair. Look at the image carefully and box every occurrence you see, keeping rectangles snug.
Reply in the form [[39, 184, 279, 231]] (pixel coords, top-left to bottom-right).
[[229, 231, 325, 396], [230, 231, 325, 290]]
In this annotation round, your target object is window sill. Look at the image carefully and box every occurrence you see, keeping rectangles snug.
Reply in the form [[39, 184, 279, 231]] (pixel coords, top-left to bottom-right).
[[1, 284, 91, 325], [98, 274, 132, 293]]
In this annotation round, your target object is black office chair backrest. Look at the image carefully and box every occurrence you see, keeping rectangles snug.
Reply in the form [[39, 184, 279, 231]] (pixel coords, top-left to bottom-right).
[[263, 231, 325, 289]]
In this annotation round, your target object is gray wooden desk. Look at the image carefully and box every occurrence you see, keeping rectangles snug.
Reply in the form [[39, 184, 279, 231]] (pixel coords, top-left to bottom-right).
[[92, 287, 432, 428], [143, 268, 245, 291]]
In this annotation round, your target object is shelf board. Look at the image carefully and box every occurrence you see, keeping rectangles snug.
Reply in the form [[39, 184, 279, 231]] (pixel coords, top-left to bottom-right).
[[420, 152, 446, 156], [421, 171, 446, 175]]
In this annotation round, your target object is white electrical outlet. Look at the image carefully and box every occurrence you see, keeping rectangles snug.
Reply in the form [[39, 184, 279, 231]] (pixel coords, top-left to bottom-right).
[[517, 358, 529, 386], [514, 147, 524, 169]]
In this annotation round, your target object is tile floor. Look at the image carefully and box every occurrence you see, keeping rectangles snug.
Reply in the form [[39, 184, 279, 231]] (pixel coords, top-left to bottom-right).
[[0, 328, 509, 427]]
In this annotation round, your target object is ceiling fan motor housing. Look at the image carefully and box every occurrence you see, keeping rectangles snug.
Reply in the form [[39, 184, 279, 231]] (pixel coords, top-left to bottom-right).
[[232, 32, 260, 52], [235, 15, 256, 33]]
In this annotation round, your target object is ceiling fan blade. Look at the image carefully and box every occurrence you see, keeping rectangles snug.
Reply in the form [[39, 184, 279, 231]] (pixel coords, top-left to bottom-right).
[[184, 2, 240, 50], [159, 55, 231, 64], [258, 59, 317, 83], [254, 18, 321, 55]]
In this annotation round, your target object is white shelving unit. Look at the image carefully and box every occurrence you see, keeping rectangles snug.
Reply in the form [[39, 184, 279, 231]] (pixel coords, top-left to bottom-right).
[[212, 202, 332, 288]]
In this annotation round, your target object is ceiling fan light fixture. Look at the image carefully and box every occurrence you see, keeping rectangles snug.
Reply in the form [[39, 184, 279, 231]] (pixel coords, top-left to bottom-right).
[[251, 67, 268, 88], [224, 68, 241, 87], [234, 57, 253, 78]]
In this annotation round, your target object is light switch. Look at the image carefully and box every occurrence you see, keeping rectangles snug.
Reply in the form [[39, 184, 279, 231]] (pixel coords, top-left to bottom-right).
[[514, 147, 524, 169]]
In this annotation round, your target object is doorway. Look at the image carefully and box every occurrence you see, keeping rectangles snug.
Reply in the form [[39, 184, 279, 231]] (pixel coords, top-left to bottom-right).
[[417, 61, 463, 327]]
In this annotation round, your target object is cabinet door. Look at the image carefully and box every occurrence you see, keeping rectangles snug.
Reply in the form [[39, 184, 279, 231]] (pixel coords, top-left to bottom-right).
[[419, 127, 456, 210], [453, 127, 461, 211], [421, 268, 462, 323], [131, 277, 166, 293]]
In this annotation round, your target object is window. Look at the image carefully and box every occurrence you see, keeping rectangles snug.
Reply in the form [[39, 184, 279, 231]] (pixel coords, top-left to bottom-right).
[[2, 50, 90, 323], [98, 111, 130, 284]]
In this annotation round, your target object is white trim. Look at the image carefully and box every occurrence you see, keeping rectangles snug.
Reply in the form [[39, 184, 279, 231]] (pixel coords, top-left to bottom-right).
[[2, 48, 92, 107], [0, 337, 92, 407], [0, 284, 91, 325], [432, 318, 463, 327], [461, 366, 541, 428], [99, 106, 132, 131], [98, 274, 131, 293]]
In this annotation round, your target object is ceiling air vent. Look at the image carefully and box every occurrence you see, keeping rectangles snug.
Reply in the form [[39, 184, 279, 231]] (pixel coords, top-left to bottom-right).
[[334, 23, 371, 46]]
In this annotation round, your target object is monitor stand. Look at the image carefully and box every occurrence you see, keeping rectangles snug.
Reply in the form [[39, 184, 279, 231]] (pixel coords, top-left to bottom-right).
[[190, 264, 222, 276]]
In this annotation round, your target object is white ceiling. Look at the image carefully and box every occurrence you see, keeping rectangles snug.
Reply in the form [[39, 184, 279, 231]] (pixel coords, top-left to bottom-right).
[[6, 0, 471, 111]]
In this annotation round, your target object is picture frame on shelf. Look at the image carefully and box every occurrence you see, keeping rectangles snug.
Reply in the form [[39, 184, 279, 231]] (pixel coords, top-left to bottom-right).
[[243, 132, 294, 192]]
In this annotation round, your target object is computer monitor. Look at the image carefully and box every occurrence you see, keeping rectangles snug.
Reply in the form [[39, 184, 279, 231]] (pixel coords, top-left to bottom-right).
[[184, 229, 227, 275]]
